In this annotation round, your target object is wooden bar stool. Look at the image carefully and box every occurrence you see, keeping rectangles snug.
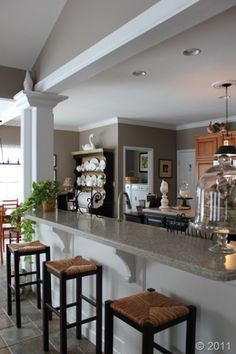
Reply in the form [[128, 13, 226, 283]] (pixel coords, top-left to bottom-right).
[[105, 288, 196, 354], [6, 241, 51, 328], [43, 256, 102, 354]]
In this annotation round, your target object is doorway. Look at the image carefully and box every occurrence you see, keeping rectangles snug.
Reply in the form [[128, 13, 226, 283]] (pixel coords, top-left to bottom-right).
[[177, 149, 196, 206], [123, 146, 154, 194]]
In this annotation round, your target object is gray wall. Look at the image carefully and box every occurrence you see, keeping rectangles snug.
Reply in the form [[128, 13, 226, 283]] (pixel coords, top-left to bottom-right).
[[33, 0, 158, 81], [118, 123, 177, 204], [0, 66, 25, 99], [54, 130, 79, 183], [177, 126, 206, 150]]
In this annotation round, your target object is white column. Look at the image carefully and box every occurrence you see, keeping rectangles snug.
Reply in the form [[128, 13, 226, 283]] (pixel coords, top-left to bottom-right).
[[31, 105, 54, 181], [14, 90, 67, 200], [20, 108, 32, 201]]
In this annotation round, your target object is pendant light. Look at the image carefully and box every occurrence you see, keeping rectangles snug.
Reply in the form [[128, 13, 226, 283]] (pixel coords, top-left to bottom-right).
[[212, 81, 236, 155], [192, 81, 236, 254]]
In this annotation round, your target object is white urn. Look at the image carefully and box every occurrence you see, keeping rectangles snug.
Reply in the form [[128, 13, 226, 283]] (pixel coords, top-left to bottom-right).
[[160, 179, 169, 209]]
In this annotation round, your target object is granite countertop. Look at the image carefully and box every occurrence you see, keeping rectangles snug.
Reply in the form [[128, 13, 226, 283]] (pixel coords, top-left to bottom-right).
[[27, 209, 236, 282]]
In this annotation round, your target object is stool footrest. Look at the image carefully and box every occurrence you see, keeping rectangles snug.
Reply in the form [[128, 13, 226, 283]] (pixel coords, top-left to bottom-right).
[[80, 316, 97, 326], [10, 270, 38, 278], [153, 342, 172, 354], [64, 315, 98, 330], [9, 279, 42, 291], [20, 280, 42, 287], [53, 301, 78, 311], [81, 294, 96, 307], [46, 304, 60, 317]]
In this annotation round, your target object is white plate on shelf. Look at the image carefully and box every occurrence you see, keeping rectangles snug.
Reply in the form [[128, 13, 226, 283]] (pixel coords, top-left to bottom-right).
[[90, 158, 99, 166], [92, 175, 97, 186], [84, 161, 90, 171], [81, 175, 86, 186], [89, 162, 96, 171], [86, 174, 92, 186], [99, 160, 106, 171]]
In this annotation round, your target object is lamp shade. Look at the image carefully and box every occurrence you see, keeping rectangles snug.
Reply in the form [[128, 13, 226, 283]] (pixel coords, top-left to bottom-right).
[[215, 145, 236, 156]]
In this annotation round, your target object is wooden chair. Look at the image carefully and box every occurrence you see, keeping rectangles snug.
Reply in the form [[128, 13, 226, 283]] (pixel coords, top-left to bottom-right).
[[1, 199, 20, 250]]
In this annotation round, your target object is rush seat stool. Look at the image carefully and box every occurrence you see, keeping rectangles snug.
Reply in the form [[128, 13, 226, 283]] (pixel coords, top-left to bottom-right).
[[105, 288, 196, 354], [6, 241, 51, 328], [43, 256, 102, 354]]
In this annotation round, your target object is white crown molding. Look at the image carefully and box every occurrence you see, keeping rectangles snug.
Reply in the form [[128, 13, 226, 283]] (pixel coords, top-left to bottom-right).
[[118, 118, 175, 130], [54, 124, 80, 132], [176, 115, 236, 130], [35, 0, 200, 93], [78, 117, 175, 132], [78, 117, 118, 132]]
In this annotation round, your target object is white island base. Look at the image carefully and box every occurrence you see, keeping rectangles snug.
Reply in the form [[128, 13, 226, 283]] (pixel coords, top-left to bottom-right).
[[35, 221, 236, 354]]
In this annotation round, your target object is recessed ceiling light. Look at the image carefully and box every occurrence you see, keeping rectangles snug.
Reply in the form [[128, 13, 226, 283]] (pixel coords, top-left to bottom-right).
[[211, 80, 236, 89], [182, 48, 201, 56], [132, 70, 147, 77]]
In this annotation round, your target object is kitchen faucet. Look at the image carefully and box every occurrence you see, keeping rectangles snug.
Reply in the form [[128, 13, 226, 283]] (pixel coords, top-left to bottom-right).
[[117, 191, 132, 222]]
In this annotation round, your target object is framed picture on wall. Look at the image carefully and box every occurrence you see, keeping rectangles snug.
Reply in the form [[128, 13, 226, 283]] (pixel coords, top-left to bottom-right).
[[139, 153, 148, 172], [159, 159, 172, 178]]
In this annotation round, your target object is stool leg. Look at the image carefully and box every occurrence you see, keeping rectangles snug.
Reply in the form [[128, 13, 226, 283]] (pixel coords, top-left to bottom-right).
[[186, 305, 196, 354], [142, 323, 154, 354], [36, 253, 41, 309], [45, 247, 52, 320], [96, 266, 102, 354], [43, 262, 50, 352], [60, 274, 67, 354], [14, 251, 21, 328], [6, 245, 12, 316], [105, 300, 113, 354], [76, 276, 82, 339]]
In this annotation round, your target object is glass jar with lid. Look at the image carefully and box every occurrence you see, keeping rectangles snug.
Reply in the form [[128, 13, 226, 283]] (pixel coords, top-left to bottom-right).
[[193, 151, 236, 253]]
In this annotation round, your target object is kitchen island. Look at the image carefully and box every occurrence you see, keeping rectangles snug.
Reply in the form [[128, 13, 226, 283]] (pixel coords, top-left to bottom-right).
[[28, 210, 236, 354]]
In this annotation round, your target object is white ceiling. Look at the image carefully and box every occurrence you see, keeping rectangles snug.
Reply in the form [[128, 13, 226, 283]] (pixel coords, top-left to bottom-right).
[[0, 0, 66, 70], [1, 1, 236, 130]]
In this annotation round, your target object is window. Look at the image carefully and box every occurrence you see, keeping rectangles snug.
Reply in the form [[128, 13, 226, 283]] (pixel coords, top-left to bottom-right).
[[0, 145, 21, 202]]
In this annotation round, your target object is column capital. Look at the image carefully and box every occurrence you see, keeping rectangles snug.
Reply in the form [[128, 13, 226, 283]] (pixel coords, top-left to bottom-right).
[[14, 90, 68, 110]]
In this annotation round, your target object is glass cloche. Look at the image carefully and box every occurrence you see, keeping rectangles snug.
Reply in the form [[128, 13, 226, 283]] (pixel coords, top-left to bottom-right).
[[193, 152, 236, 253]]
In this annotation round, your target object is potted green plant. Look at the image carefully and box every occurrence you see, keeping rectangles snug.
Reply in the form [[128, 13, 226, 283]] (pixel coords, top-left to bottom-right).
[[11, 180, 61, 242], [31, 180, 61, 212]]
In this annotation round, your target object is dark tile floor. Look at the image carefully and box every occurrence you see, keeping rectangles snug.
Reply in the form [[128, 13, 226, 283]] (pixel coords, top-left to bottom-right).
[[0, 255, 96, 354]]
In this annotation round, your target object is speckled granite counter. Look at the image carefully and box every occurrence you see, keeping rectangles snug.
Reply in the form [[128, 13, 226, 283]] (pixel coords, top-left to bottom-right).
[[27, 209, 236, 282]]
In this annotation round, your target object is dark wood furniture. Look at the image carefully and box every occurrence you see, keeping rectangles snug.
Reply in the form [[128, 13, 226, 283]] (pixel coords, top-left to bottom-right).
[[105, 288, 196, 354], [125, 211, 144, 224], [43, 256, 103, 354], [6, 241, 50, 328], [72, 148, 114, 217], [144, 209, 194, 232]]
